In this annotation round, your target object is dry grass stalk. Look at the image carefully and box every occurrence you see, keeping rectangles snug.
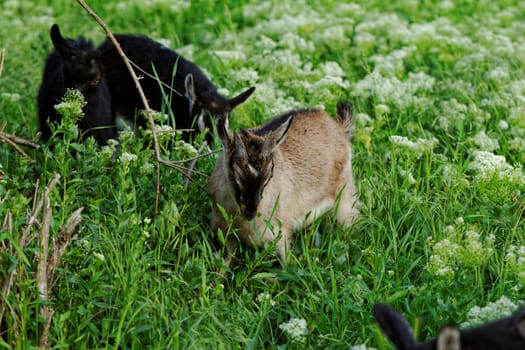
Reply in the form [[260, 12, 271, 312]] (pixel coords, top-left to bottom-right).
[[37, 205, 83, 348], [0, 48, 5, 78], [47, 207, 84, 284], [37, 194, 52, 348]]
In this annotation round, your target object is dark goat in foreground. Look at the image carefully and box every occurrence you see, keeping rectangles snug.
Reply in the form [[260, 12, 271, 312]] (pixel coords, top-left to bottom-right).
[[37, 24, 116, 145], [373, 303, 525, 350], [98, 34, 255, 143]]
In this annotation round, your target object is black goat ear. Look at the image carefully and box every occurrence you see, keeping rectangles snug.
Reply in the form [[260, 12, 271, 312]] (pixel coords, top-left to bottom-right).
[[227, 86, 255, 111], [50, 24, 72, 57], [373, 304, 419, 350], [184, 73, 197, 106]]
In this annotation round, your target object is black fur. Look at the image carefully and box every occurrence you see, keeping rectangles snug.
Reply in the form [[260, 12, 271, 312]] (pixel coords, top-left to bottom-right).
[[98, 34, 255, 143], [373, 303, 525, 350], [37, 24, 116, 145]]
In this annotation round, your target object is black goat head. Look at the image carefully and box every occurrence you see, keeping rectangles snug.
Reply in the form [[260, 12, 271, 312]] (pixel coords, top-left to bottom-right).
[[50, 24, 101, 92], [183, 73, 255, 136]]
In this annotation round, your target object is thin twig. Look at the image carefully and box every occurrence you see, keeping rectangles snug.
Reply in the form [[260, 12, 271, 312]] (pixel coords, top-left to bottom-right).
[[0, 48, 5, 79], [76, 0, 164, 213], [184, 142, 209, 188], [0, 133, 32, 160], [172, 148, 219, 164], [129, 60, 183, 97], [0, 131, 40, 149]]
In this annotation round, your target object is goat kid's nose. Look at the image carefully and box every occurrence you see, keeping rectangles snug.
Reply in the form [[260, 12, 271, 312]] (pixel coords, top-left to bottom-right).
[[241, 206, 257, 220]]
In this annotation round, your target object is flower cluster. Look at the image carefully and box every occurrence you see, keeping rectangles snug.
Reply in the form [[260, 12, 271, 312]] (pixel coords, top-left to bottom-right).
[[279, 317, 308, 344], [54, 89, 86, 123], [389, 135, 438, 159], [426, 218, 495, 279], [505, 245, 525, 285], [461, 295, 522, 329], [256, 292, 276, 307], [468, 150, 524, 203]]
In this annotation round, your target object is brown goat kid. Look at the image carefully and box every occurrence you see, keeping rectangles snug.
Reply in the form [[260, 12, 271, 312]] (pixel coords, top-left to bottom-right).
[[209, 101, 359, 266]]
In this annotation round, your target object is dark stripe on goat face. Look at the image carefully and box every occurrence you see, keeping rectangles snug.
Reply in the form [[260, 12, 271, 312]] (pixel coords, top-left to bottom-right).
[[228, 153, 274, 220]]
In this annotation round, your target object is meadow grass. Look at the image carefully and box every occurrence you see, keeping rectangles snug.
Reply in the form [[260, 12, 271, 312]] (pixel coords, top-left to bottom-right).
[[1, 0, 524, 348]]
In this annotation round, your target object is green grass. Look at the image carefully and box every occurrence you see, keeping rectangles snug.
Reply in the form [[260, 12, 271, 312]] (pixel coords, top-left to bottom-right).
[[1, 0, 525, 348]]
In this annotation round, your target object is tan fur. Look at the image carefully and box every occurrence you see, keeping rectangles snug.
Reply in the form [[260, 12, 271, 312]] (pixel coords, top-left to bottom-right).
[[437, 326, 461, 350], [209, 104, 359, 265]]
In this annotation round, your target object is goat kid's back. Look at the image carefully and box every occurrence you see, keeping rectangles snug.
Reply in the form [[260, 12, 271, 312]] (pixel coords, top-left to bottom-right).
[[209, 101, 359, 265], [98, 34, 254, 142]]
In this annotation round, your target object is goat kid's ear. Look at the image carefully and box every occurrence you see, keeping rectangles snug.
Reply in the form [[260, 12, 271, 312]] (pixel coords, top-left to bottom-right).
[[436, 326, 460, 350], [228, 86, 255, 111], [215, 115, 232, 148], [262, 116, 292, 154], [184, 73, 197, 106], [50, 24, 72, 57], [373, 304, 419, 350]]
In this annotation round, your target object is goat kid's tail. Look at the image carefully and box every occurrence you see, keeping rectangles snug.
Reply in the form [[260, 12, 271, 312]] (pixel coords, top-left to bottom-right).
[[336, 100, 354, 138]]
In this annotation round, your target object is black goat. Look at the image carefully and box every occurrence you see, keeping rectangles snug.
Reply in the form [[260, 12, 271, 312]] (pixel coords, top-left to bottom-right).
[[37, 24, 117, 145], [373, 303, 525, 350], [98, 34, 255, 143]]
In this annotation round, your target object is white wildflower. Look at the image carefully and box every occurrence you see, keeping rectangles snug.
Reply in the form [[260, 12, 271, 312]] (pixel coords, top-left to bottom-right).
[[214, 50, 246, 62], [498, 120, 509, 130], [1, 92, 21, 102], [468, 150, 524, 183], [156, 38, 172, 49], [319, 61, 345, 78], [454, 217, 465, 226], [351, 345, 378, 350], [398, 168, 417, 185], [374, 104, 390, 116], [94, 252, 105, 261], [141, 162, 155, 174], [462, 296, 521, 328], [236, 68, 259, 85], [469, 130, 499, 151], [389, 135, 438, 158], [355, 113, 373, 127], [119, 152, 138, 164], [279, 317, 308, 344], [256, 292, 276, 307]]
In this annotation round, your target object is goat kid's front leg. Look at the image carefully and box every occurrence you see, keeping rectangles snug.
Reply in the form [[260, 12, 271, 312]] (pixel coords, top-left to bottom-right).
[[223, 235, 239, 268], [272, 227, 292, 267], [334, 184, 360, 228]]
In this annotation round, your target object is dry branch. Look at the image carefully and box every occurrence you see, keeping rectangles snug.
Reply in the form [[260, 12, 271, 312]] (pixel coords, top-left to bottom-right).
[[76, 0, 213, 212], [0, 131, 40, 149]]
